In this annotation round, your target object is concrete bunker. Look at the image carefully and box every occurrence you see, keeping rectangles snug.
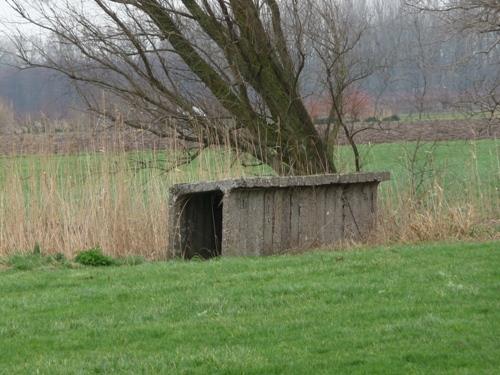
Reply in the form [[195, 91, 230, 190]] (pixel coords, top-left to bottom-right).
[[168, 172, 390, 259]]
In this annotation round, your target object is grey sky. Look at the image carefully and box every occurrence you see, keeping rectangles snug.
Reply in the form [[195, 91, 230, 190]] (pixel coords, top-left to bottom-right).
[[0, 1, 37, 34], [1, 2, 19, 23], [0, 1, 117, 36]]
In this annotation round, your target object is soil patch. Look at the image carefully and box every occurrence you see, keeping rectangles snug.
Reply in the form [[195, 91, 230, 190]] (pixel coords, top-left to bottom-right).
[[334, 119, 499, 145], [0, 119, 498, 155]]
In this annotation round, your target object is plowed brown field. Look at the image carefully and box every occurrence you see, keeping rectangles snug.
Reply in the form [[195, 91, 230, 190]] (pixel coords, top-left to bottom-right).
[[0, 119, 498, 155]]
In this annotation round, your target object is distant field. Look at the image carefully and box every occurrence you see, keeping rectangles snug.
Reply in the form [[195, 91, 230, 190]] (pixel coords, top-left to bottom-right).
[[1, 241, 499, 373], [335, 118, 499, 145], [2, 138, 497, 203], [1, 117, 498, 155], [1, 138, 498, 189], [342, 139, 499, 201]]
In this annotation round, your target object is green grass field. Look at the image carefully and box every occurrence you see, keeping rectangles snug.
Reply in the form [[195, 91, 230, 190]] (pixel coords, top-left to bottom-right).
[[1, 138, 498, 196], [352, 139, 499, 213], [340, 139, 499, 188], [1, 242, 499, 373]]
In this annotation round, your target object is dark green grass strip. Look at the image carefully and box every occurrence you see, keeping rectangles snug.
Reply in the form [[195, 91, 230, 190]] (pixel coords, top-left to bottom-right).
[[1, 241, 499, 374]]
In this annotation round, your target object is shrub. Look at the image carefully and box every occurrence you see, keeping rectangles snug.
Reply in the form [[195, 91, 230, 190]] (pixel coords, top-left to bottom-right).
[[364, 116, 379, 123], [383, 114, 400, 122], [74, 247, 116, 267]]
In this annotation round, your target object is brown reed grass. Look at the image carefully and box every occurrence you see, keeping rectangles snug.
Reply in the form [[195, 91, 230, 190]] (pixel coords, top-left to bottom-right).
[[0, 127, 498, 259], [0, 128, 261, 258]]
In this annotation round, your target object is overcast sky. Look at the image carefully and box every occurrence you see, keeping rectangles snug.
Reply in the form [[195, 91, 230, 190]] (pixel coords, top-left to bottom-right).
[[0, 1, 115, 36], [1, 2, 19, 24], [0, 2, 37, 34]]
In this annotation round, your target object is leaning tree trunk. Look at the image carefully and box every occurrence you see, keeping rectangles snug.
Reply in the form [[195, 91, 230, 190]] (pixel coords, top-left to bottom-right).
[[265, 101, 334, 176], [137, 0, 335, 176]]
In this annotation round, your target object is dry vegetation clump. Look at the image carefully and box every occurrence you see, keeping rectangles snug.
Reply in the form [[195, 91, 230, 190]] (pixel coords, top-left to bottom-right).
[[376, 196, 497, 245], [0, 155, 168, 259], [0, 135, 254, 258], [375, 174, 500, 244]]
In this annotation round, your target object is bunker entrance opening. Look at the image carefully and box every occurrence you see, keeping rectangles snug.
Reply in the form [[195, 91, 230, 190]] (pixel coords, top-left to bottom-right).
[[180, 190, 223, 259]]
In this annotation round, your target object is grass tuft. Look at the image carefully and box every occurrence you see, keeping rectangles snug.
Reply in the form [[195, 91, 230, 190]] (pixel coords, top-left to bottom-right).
[[2, 252, 70, 271], [74, 247, 117, 267]]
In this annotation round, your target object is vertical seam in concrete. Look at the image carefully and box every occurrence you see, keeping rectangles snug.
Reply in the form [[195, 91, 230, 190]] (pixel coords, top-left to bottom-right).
[[344, 186, 362, 237], [342, 186, 346, 238], [270, 189, 275, 252], [261, 189, 265, 256], [289, 189, 293, 244], [322, 187, 328, 243]]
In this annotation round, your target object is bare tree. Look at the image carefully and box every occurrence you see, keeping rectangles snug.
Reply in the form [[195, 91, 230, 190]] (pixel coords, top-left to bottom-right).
[[403, 11, 444, 120], [455, 62, 500, 134], [5, 0, 338, 175], [406, 0, 500, 52], [406, 0, 499, 124], [306, 0, 380, 171]]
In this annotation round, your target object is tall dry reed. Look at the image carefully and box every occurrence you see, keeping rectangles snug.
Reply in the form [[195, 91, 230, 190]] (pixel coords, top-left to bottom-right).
[[375, 139, 500, 244], [0, 132, 255, 258], [0, 130, 498, 259]]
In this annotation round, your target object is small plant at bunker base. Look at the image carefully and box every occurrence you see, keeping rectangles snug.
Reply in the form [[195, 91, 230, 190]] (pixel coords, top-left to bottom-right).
[[74, 247, 116, 267]]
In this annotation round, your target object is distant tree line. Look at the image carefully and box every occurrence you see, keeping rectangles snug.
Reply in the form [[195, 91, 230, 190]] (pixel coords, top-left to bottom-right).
[[1, 0, 496, 120], [0, 0, 498, 174]]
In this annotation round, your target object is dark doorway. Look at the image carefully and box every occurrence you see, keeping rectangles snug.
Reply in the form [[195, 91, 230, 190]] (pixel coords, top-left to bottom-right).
[[179, 190, 223, 259]]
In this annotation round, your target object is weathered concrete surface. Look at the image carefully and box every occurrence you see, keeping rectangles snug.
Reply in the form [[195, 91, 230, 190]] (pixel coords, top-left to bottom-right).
[[170, 172, 389, 195], [168, 172, 390, 258]]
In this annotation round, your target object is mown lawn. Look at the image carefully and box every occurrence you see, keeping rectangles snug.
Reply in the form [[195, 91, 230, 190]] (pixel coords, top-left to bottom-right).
[[1, 241, 499, 374]]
